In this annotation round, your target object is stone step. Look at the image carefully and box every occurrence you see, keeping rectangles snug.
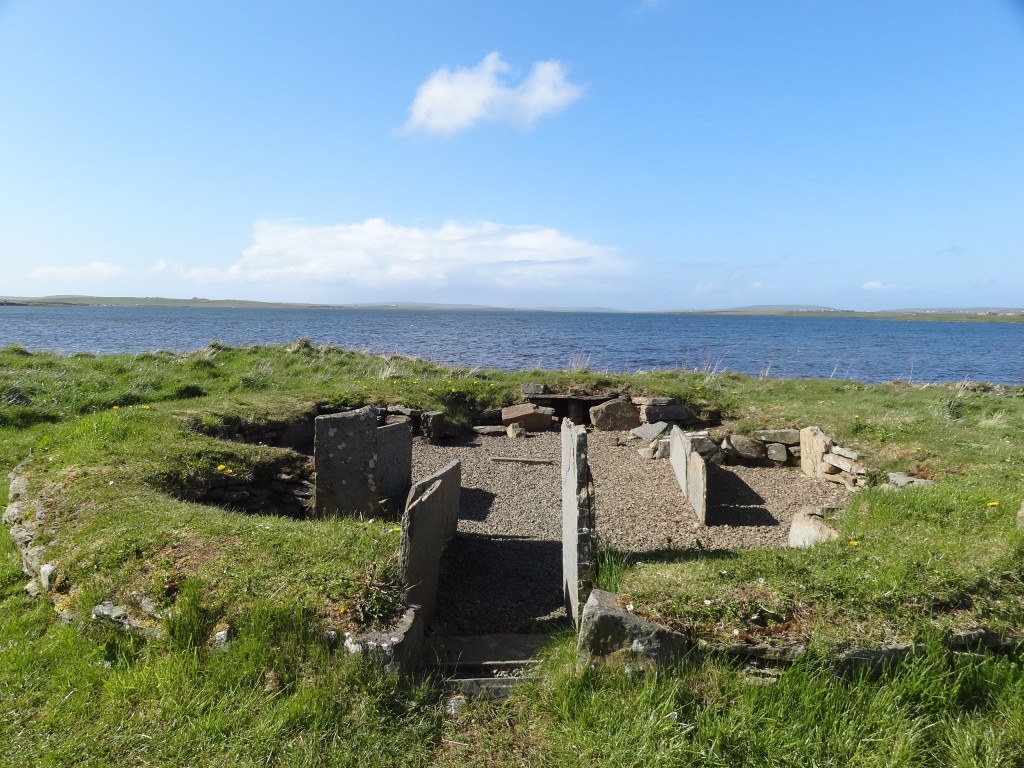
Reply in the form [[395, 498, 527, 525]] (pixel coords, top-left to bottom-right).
[[451, 675, 543, 701], [424, 633, 551, 676]]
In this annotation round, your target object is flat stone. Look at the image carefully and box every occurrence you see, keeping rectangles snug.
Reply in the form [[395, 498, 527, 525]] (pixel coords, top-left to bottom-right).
[[630, 421, 668, 443], [631, 396, 676, 406], [639, 404, 693, 423], [800, 426, 833, 479], [399, 482, 449, 628], [831, 445, 862, 461], [421, 411, 446, 443], [577, 589, 690, 670], [406, 460, 461, 551], [751, 429, 801, 445], [886, 472, 934, 488], [9, 524, 34, 548], [589, 398, 641, 431], [314, 408, 379, 519], [789, 507, 840, 547], [92, 602, 130, 628], [520, 382, 550, 396], [8, 475, 27, 499], [501, 403, 555, 432], [766, 442, 788, 463], [2, 500, 26, 526], [637, 447, 656, 459], [824, 453, 866, 475], [376, 421, 413, 508], [507, 423, 527, 438], [473, 425, 508, 436], [384, 414, 412, 426], [687, 450, 708, 524]]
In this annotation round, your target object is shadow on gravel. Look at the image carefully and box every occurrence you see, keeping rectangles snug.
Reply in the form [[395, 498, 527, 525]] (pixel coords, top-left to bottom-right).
[[459, 487, 497, 522], [434, 532, 569, 635], [705, 464, 778, 527]]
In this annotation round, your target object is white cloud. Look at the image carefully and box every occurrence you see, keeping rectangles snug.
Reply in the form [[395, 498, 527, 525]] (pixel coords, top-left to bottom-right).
[[185, 218, 628, 295], [29, 261, 125, 281], [862, 281, 896, 291], [404, 52, 583, 136]]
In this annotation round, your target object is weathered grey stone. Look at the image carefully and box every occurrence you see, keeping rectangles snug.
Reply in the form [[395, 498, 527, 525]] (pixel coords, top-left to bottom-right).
[[685, 431, 720, 458], [589, 398, 641, 431], [39, 563, 55, 591], [831, 445, 862, 461], [406, 459, 461, 551], [388, 406, 421, 418], [521, 382, 550, 396], [562, 419, 596, 627], [630, 421, 668, 443], [314, 408, 379, 519], [751, 428, 801, 445], [631, 396, 676, 406], [344, 605, 424, 676], [211, 624, 237, 649], [833, 644, 922, 676], [654, 438, 671, 460], [789, 507, 840, 547], [2, 499, 26, 526], [92, 602, 130, 629], [421, 411, 445, 443], [24, 579, 40, 598], [886, 472, 933, 488], [708, 642, 806, 663], [687, 450, 707, 524], [9, 524, 34, 547], [501, 404, 555, 432], [823, 453, 866, 475], [376, 422, 412, 508], [21, 545, 44, 577], [639, 404, 693, 423], [384, 414, 412, 426], [729, 434, 767, 461], [473, 425, 508, 436], [507, 423, 527, 439], [800, 426, 833, 479], [637, 447, 656, 460], [8, 474, 27, 499], [668, 426, 691, 495], [577, 589, 690, 669], [766, 442, 788, 463], [823, 472, 859, 490], [399, 481, 448, 628]]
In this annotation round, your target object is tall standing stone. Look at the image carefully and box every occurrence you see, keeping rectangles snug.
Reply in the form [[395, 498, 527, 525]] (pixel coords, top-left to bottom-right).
[[398, 480, 447, 627], [562, 419, 596, 628], [668, 426, 690, 492], [406, 460, 461, 548], [376, 422, 413, 508], [314, 408, 379, 519]]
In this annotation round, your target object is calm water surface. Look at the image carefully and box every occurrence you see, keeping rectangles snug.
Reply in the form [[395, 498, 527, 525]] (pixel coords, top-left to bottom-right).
[[2, 305, 1021, 384]]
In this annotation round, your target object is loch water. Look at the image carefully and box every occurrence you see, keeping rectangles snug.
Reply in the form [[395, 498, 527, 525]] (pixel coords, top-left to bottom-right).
[[2, 305, 1021, 384]]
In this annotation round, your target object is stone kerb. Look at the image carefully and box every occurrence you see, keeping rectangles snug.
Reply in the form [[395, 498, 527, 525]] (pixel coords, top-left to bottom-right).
[[375, 421, 413, 509], [314, 408, 379, 519], [561, 419, 596, 628]]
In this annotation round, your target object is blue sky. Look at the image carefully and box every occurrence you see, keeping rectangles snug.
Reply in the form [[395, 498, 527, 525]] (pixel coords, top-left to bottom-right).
[[1, 0, 1022, 311]]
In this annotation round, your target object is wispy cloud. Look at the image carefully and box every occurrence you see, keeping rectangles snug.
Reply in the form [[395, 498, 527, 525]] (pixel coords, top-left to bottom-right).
[[932, 245, 968, 259], [185, 218, 629, 295], [862, 280, 896, 291], [29, 261, 125, 281], [403, 52, 583, 136]]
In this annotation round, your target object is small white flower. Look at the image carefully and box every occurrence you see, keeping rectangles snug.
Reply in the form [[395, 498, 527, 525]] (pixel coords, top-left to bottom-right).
[[757, 577, 765, 584], [626, 603, 635, 612], [732, 629, 740, 636], [703, 599, 712, 606]]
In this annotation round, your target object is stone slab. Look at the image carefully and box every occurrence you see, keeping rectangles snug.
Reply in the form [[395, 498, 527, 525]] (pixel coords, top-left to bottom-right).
[[376, 422, 412, 508], [668, 426, 689, 495], [800, 426, 833, 479], [766, 442, 788, 463], [823, 453, 866, 475], [728, 434, 766, 461], [687, 450, 708, 524], [630, 421, 668, 443], [407, 460, 461, 548], [562, 419, 596, 627], [314, 408, 379, 519], [789, 507, 840, 547], [589, 398, 641, 431], [399, 480, 448, 628], [631, 396, 677, 406], [520, 382, 550, 395], [421, 411, 445, 443], [501, 403, 555, 432], [639, 404, 693, 423], [752, 428, 801, 445]]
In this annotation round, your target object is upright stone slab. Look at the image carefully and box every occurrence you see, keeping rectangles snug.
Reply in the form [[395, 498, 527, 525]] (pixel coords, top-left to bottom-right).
[[376, 422, 413, 508], [800, 426, 833, 479], [314, 408, 379, 518], [668, 426, 690, 492], [687, 450, 708, 524], [406, 460, 461, 547], [562, 419, 596, 628], [398, 481, 447, 628]]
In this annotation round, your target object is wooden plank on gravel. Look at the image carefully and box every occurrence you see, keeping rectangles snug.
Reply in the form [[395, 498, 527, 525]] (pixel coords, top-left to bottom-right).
[[489, 456, 554, 465]]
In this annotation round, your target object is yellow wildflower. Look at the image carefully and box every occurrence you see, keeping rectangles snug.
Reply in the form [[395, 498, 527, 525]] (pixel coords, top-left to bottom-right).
[[849, 540, 859, 546], [987, 501, 999, 507], [217, 464, 226, 470]]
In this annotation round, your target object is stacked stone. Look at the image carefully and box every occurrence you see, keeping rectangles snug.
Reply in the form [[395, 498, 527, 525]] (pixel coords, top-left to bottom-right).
[[800, 426, 870, 490]]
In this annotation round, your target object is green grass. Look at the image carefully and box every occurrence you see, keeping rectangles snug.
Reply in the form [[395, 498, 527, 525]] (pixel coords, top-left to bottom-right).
[[3, 342, 1024, 765]]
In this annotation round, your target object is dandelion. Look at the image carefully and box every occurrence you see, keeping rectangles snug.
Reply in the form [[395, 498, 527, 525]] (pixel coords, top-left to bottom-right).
[[849, 540, 859, 546], [872, 593, 880, 600], [142, 405, 151, 410], [112, 406, 119, 410], [427, 387, 433, 392], [451, 388, 457, 393], [391, 526, 402, 532], [987, 501, 999, 507], [217, 464, 226, 470], [225, 469, 233, 475]]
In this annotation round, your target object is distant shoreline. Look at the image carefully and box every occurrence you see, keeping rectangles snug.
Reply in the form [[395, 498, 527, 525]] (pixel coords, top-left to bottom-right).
[[2, 296, 1023, 323]]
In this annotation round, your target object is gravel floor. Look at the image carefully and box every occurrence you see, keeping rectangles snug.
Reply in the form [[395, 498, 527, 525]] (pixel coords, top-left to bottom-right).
[[413, 431, 849, 634]]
